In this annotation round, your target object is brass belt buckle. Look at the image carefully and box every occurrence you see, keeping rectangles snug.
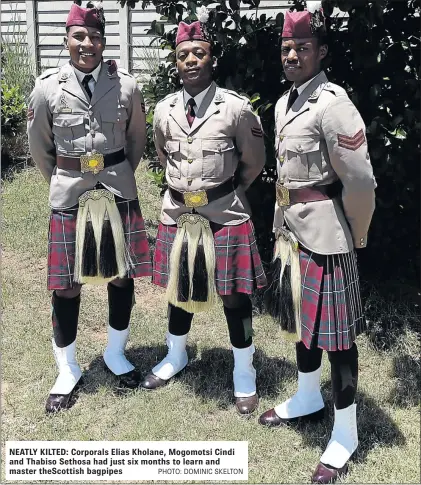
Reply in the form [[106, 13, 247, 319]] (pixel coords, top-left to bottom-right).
[[80, 152, 104, 174], [276, 181, 290, 207], [183, 190, 209, 208]]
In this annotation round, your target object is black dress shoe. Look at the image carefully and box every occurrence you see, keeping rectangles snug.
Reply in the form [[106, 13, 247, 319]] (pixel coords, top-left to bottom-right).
[[45, 378, 83, 413], [104, 364, 140, 390], [140, 373, 167, 390], [235, 394, 259, 416], [311, 462, 348, 483], [258, 407, 325, 427], [116, 369, 141, 389]]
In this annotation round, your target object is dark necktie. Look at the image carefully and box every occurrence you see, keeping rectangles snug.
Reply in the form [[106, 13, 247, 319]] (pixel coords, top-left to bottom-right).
[[82, 74, 93, 100], [186, 98, 196, 127], [286, 88, 298, 113]]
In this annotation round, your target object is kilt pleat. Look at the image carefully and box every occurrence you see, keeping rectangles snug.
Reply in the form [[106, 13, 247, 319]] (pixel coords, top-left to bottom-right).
[[152, 220, 267, 295], [47, 197, 152, 290], [300, 247, 365, 351]]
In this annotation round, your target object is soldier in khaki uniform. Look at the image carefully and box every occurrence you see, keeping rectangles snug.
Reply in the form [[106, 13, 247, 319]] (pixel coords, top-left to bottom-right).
[[27, 0, 152, 413], [140, 14, 267, 415], [260, 3, 376, 483]]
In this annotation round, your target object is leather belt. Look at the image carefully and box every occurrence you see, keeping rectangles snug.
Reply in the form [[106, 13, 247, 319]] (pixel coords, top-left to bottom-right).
[[276, 180, 342, 206], [56, 149, 125, 174], [169, 178, 238, 208]]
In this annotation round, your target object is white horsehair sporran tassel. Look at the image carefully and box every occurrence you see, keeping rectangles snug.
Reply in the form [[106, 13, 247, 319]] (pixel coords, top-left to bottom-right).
[[264, 227, 302, 340], [167, 213, 217, 313], [74, 189, 132, 284]]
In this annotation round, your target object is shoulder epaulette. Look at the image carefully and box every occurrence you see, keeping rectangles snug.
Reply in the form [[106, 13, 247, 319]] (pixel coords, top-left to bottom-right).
[[117, 67, 133, 78], [157, 91, 179, 106], [221, 88, 248, 101], [39, 67, 60, 80], [323, 82, 347, 97]]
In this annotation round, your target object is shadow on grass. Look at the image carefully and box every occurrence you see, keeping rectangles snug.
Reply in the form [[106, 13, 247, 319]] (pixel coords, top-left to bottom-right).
[[388, 353, 420, 408], [81, 343, 199, 396], [78, 346, 405, 462], [177, 347, 297, 410], [266, 384, 406, 466], [81, 345, 296, 408], [1, 156, 33, 182]]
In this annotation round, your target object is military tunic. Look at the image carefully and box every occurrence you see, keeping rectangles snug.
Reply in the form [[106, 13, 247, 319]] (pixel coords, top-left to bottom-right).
[[153, 82, 266, 226], [28, 60, 146, 209], [274, 71, 376, 254]]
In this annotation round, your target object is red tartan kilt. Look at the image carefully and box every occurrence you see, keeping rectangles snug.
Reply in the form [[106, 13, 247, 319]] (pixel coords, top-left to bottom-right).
[[153, 219, 267, 296], [299, 246, 365, 351], [47, 197, 152, 290]]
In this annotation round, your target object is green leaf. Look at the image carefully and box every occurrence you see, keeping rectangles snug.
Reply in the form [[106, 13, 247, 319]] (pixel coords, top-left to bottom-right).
[[146, 110, 154, 125], [275, 12, 284, 27], [155, 22, 165, 36], [229, 0, 240, 11], [250, 93, 260, 104]]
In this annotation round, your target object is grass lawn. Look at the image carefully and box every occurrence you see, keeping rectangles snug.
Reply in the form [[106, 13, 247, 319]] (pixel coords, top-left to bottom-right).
[[1, 165, 420, 483]]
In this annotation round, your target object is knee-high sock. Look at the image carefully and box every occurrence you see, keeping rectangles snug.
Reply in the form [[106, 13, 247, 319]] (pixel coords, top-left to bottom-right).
[[108, 279, 134, 331], [168, 304, 193, 336], [328, 344, 359, 409], [52, 291, 80, 347], [296, 341, 323, 373], [224, 298, 253, 349]]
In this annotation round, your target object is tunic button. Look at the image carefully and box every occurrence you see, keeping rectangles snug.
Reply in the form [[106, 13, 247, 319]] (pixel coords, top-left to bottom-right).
[[360, 241, 365, 246], [279, 135, 284, 141], [90, 129, 95, 136], [297, 145, 303, 152], [187, 136, 193, 144], [279, 155, 284, 163], [187, 158, 193, 164], [88, 110, 93, 116]]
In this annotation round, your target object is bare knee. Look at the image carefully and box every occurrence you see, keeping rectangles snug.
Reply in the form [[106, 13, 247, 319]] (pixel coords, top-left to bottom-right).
[[55, 285, 82, 299], [221, 293, 250, 309]]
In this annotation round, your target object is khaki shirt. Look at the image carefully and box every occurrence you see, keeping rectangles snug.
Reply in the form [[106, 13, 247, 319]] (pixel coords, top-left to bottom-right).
[[27, 61, 146, 209], [153, 82, 266, 225], [274, 71, 376, 254]]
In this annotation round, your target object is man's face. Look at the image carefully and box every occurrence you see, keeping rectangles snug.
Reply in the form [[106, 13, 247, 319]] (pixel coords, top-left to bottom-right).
[[176, 40, 214, 92], [281, 38, 327, 87], [65, 25, 106, 73]]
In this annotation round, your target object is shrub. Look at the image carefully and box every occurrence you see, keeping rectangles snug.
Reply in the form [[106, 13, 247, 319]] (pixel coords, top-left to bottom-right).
[[1, 10, 35, 170], [1, 82, 27, 138]]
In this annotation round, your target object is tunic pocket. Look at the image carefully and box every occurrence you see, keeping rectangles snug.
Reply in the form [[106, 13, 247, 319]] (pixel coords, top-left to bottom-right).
[[286, 137, 322, 181], [201, 139, 235, 180], [165, 140, 181, 179], [52, 114, 86, 153], [101, 109, 128, 149]]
